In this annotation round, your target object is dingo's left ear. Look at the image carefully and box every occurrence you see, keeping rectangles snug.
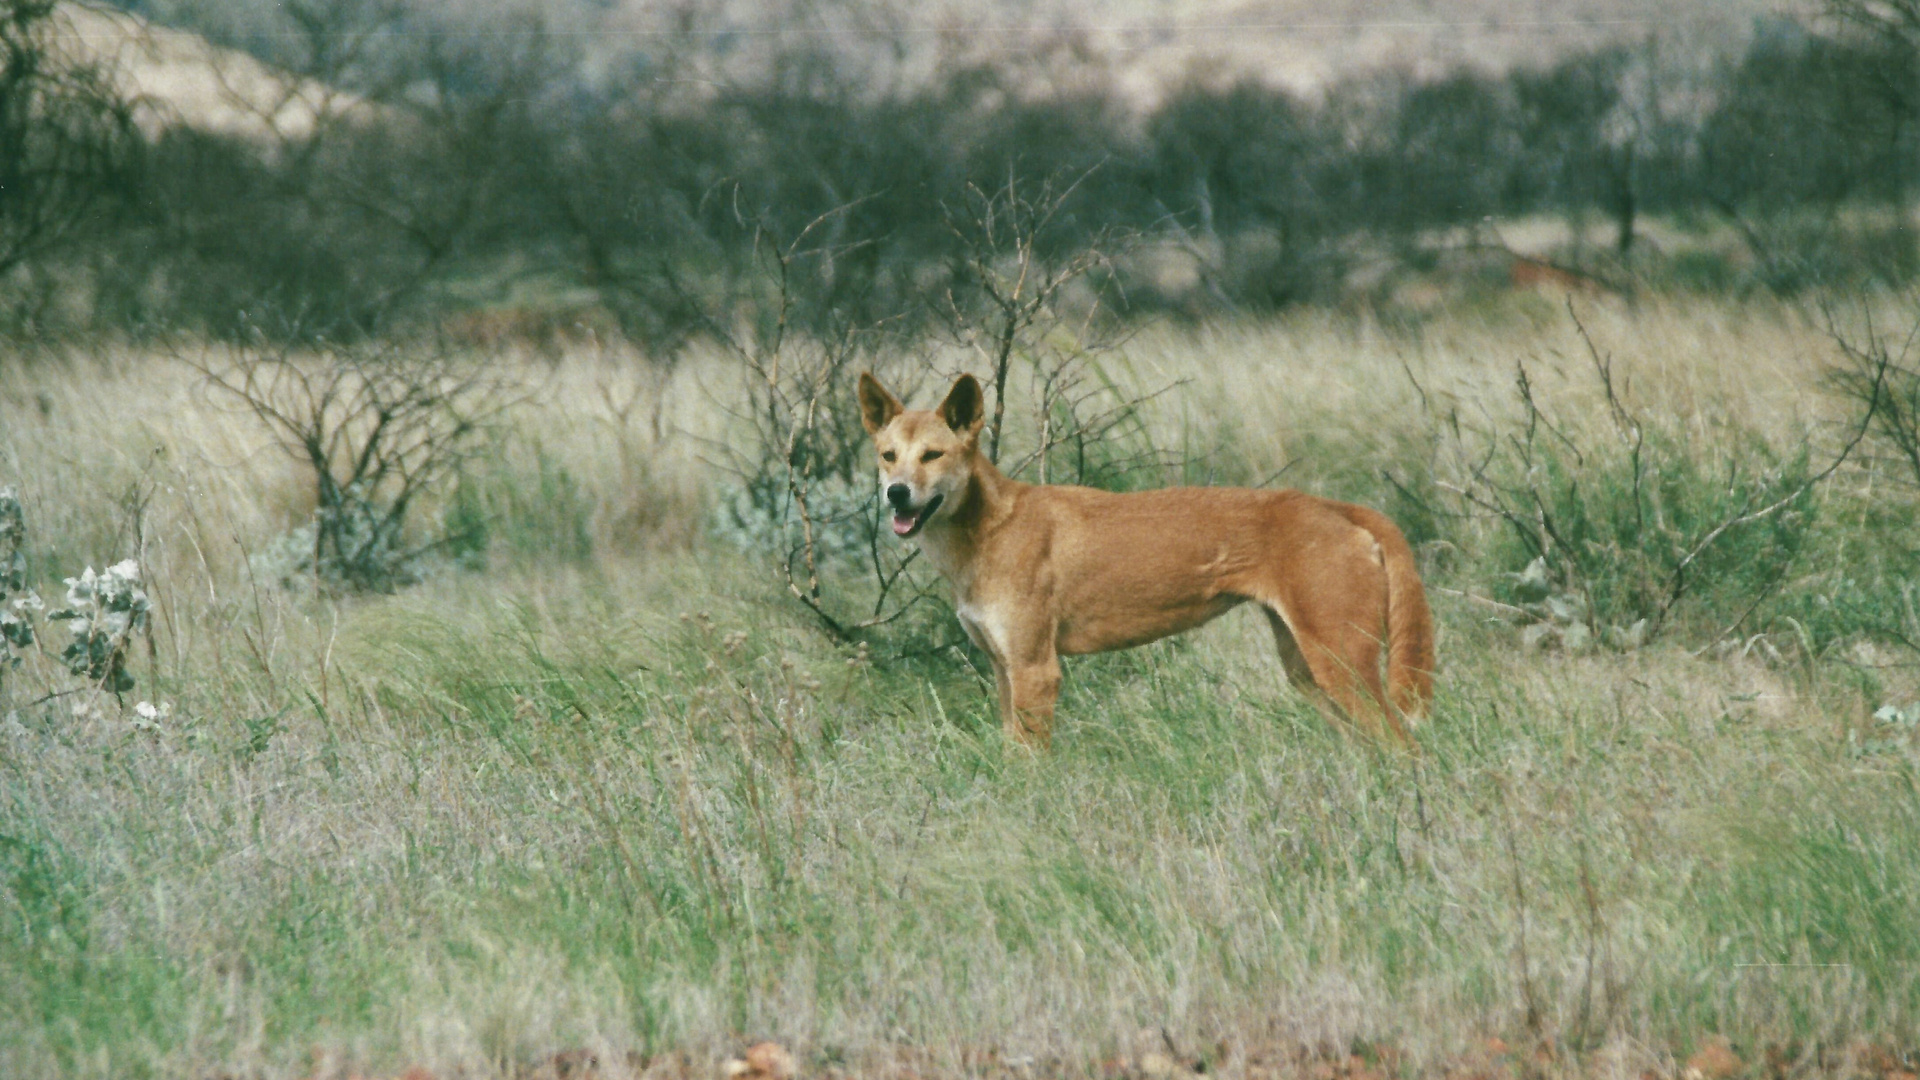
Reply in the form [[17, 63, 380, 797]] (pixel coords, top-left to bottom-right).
[[858, 372, 903, 435], [940, 374, 985, 435]]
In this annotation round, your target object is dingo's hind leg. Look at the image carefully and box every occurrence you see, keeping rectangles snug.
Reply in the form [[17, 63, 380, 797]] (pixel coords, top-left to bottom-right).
[[1261, 607, 1319, 693], [1257, 578, 1411, 746], [1262, 607, 1342, 727]]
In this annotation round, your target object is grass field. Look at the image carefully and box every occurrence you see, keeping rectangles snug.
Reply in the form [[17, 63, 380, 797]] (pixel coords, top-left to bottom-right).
[[1, 297, 1917, 1080]]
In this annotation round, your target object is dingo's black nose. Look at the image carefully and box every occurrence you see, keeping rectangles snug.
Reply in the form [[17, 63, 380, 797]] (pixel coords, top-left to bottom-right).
[[886, 483, 912, 510]]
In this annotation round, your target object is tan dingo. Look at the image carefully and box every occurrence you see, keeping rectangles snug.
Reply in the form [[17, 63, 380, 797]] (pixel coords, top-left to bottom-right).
[[859, 372, 1435, 748]]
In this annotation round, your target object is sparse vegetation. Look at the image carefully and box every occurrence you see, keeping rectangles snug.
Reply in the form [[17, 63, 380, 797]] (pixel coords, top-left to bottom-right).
[[188, 334, 527, 593], [3, 299, 1918, 1079], [1403, 306, 1867, 646], [2, 2, 1919, 1077], [5, 0, 1919, 341]]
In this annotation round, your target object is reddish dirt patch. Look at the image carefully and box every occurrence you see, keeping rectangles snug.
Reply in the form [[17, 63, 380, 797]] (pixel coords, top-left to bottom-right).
[[1684, 1037, 1743, 1080], [288, 1036, 1920, 1080]]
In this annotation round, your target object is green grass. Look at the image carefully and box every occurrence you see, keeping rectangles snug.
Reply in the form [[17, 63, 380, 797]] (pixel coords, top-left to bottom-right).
[[2, 558, 1915, 1078], [1, 305, 1917, 1078]]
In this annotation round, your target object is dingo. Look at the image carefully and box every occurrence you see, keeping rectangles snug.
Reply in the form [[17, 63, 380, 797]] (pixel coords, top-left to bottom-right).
[[859, 372, 1435, 748]]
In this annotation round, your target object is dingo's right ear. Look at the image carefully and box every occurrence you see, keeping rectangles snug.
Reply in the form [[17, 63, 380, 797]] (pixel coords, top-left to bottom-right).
[[858, 372, 903, 435]]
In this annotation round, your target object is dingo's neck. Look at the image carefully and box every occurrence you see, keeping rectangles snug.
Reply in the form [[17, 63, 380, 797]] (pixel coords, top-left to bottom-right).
[[916, 452, 1020, 581]]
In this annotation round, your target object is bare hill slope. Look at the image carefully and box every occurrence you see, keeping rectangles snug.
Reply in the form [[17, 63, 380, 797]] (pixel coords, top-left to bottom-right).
[[45, 1, 365, 142], [80, 0, 1809, 120], [596, 0, 1808, 100]]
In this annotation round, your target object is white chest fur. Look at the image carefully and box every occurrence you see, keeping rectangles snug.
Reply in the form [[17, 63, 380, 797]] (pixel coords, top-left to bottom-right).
[[953, 597, 1014, 661]]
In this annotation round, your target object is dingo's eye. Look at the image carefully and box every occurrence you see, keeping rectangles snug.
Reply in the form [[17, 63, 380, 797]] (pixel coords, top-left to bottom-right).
[[882, 451, 896, 462], [921, 450, 944, 462]]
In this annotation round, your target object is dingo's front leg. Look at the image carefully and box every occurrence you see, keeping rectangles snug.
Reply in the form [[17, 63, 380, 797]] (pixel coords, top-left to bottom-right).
[[983, 643, 1054, 749], [959, 613, 1018, 741], [961, 601, 1058, 749], [991, 658, 1014, 738], [1005, 657, 1061, 749]]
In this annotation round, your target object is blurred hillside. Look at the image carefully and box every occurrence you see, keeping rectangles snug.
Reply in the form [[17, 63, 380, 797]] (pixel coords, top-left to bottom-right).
[[574, 0, 1803, 102], [3, 0, 1905, 346], [42, 3, 363, 141], [107, 0, 1800, 104]]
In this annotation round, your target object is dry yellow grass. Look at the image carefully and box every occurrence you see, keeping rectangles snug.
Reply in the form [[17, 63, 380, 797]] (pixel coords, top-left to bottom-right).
[[0, 297, 1860, 626], [997, 298, 1842, 496]]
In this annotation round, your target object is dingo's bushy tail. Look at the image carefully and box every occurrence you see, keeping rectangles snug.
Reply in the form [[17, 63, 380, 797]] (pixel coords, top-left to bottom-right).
[[1345, 505, 1436, 723]]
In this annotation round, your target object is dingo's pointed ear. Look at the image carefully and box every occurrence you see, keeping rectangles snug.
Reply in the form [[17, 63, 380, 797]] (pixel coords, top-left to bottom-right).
[[858, 372, 903, 435], [940, 374, 985, 435]]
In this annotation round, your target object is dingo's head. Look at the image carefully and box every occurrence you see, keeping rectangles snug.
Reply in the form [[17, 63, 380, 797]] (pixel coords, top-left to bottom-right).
[[858, 372, 984, 538]]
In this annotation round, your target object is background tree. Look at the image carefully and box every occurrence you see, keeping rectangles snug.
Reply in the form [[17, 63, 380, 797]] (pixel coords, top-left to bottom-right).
[[0, 1, 138, 289]]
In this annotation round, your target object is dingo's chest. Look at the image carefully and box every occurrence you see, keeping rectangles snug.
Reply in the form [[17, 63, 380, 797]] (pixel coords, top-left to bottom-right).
[[953, 598, 1009, 658]]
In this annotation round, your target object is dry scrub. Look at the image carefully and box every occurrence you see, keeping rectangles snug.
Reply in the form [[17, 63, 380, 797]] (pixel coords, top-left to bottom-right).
[[0, 299, 1916, 1080]]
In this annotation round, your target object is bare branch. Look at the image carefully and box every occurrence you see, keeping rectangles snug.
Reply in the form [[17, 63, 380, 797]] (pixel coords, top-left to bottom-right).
[[183, 337, 528, 591]]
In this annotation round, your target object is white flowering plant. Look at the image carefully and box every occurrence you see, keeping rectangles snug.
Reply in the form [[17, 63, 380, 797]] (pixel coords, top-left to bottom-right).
[[0, 487, 153, 703], [1849, 702, 1920, 759], [130, 699, 171, 732], [46, 560, 150, 693]]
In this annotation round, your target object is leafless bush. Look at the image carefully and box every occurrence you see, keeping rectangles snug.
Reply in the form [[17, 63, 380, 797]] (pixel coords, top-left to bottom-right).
[[1824, 297, 1920, 489], [938, 172, 1191, 497], [942, 171, 1131, 466], [700, 205, 935, 642], [189, 334, 525, 591], [704, 177, 1174, 646]]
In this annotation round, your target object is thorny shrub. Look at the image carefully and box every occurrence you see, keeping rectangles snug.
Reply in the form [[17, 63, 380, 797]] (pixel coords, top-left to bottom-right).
[[1402, 307, 1867, 650], [687, 198, 946, 645], [1773, 297, 1920, 658], [703, 291, 934, 644], [190, 336, 525, 593]]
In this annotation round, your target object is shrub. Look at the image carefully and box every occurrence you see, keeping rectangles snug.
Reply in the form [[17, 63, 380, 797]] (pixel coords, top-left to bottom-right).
[[1411, 308, 1849, 645], [44, 561, 148, 694], [191, 336, 524, 592], [1481, 425, 1817, 637], [701, 173, 1184, 647], [1774, 296, 1920, 655], [0, 487, 152, 706]]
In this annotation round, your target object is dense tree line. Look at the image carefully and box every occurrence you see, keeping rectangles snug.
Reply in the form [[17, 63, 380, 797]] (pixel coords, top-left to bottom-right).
[[3, 1, 1918, 344]]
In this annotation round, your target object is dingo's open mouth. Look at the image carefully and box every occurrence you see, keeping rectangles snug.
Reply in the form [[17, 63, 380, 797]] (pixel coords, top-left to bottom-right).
[[891, 493, 944, 538]]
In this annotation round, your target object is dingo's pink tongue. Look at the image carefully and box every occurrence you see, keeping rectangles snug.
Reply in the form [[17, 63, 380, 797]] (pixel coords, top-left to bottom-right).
[[892, 514, 916, 536]]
